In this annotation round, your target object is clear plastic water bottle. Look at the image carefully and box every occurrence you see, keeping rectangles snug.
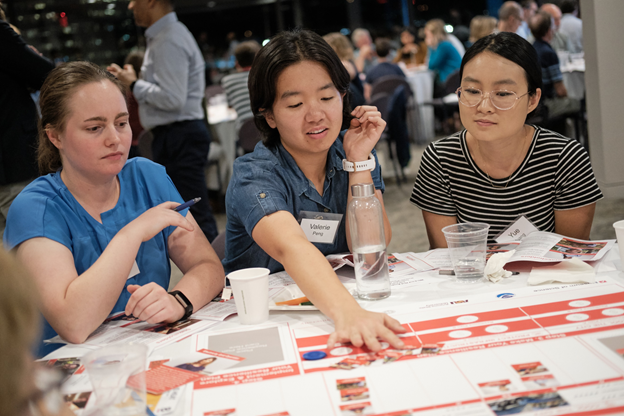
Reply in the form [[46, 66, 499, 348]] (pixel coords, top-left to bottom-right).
[[347, 183, 391, 300]]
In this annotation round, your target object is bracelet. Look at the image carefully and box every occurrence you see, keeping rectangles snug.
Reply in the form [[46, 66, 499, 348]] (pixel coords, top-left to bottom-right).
[[168, 290, 193, 321], [342, 153, 376, 172]]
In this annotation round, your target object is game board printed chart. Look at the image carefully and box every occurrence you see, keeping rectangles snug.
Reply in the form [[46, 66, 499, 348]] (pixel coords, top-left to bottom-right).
[[187, 283, 624, 415], [402, 287, 624, 353], [191, 324, 301, 391]]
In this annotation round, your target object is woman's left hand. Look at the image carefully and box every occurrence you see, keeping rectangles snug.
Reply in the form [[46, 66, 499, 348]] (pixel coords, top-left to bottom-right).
[[125, 283, 185, 324], [343, 105, 386, 162]]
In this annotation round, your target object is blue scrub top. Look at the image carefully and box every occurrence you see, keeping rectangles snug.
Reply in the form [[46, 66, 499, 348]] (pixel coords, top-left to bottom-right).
[[4, 157, 186, 357]]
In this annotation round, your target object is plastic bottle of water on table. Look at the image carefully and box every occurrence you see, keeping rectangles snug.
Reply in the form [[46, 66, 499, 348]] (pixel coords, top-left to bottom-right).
[[347, 183, 391, 300]]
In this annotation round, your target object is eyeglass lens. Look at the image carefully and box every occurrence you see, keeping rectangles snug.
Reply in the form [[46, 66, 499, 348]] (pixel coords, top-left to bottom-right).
[[458, 88, 518, 110]]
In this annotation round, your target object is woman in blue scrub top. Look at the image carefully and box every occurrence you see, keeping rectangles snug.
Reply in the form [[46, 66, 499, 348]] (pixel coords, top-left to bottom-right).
[[3, 62, 225, 356], [223, 29, 406, 352]]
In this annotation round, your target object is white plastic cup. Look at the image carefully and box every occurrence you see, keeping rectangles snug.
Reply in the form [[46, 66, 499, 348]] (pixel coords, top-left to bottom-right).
[[82, 343, 148, 415], [227, 267, 270, 325], [442, 222, 490, 280], [613, 220, 624, 266]]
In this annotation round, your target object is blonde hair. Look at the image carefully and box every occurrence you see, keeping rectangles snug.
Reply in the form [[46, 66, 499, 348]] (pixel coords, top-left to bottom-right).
[[469, 16, 498, 43], [425, 19, 448, 45], [0, 248, 40, 416], [323, 32, 355, 61]]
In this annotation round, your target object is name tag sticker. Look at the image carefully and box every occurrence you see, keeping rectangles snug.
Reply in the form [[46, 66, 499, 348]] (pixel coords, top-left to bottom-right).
[[301, 218, 340, 244], [128, 260, 140, 280], [495, 215, 539, 243], [298, 210, 343, 244]]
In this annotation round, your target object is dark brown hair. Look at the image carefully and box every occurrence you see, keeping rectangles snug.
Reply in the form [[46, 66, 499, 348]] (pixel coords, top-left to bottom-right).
[[234, 40, 261, 68], [124, 49, 145, 76], [529, 11, 552, 40], [248, 28, 351, 148], [460, 32, 542, 118], [560, 0, 578, 14], [375, 37, 392, 58], [37, 61, 125, 175]]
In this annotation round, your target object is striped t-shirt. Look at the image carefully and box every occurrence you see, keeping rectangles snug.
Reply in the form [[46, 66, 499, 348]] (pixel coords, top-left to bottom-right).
[[221, 71, 253, 131], [410, 126, 603, 242]]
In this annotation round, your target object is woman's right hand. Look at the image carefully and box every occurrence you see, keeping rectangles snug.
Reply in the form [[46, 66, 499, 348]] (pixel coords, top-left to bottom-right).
[[123, 201, 194, 243], [343, 105, 386, 162], [327, 306, 407, 352]]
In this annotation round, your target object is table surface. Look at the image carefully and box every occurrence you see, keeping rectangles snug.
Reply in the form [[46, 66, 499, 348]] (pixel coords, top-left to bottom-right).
[[50, 248, 624, 416]]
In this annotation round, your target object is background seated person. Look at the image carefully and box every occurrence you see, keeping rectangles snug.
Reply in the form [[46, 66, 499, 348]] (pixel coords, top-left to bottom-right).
[[221, 40, 262, 133], [424, 19, 462, 96], [497, 1, 524, 34], [323, 32, 366, 109], [393, 26, 427, 67], [410, 32, 602, 248], [467, 16, 497, 48], [364, 37, 405, 101], [351, 28, 377, 74], [223, 29, 405, 352], [3, 62, 225, 357], [530, 11, 580, 119]]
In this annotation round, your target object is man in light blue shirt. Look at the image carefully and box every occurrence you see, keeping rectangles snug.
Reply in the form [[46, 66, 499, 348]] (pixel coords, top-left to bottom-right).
[[516, 0, 538, 40], [559, 0, 583, 54], [108, 0, 218, 241]]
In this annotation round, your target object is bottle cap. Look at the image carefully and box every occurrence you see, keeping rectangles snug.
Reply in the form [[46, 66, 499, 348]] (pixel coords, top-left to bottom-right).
[[302, 351, 327, 360], [351, 183, 375, 197]]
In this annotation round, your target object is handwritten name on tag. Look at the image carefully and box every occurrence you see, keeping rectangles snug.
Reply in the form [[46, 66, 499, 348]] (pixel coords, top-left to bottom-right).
[[496, 215, 538, 243], [301, 218, 340, 244]]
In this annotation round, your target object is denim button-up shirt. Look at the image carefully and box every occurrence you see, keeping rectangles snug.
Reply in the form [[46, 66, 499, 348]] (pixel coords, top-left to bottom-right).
[[223, 132, 384, 274]]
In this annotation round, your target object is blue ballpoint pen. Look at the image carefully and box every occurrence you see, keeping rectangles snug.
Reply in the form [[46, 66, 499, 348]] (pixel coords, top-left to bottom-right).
[[173, 197, 201, 212]]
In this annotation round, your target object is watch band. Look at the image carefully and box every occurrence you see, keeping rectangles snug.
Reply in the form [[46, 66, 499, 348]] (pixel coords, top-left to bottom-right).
[[342, 153, 376, 172], [129, 80, 136, 92], [168, 290, 193, 321]]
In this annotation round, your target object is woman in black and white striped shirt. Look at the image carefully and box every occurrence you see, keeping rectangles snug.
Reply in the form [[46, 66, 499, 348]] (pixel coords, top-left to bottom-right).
[[411, 32, 602, 248]]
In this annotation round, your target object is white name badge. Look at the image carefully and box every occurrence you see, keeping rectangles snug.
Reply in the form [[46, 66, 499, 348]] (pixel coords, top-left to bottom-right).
[[495, 215, 539, 243], [127, 260, 141, 280], [301, 218, 341, 244]]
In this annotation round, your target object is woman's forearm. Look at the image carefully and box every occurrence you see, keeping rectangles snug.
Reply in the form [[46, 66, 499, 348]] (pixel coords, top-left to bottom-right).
[[18, 229, 145, 344]]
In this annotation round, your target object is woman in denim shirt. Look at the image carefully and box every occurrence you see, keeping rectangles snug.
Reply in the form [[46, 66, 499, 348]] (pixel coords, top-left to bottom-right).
[[223, 29, 406, 352]]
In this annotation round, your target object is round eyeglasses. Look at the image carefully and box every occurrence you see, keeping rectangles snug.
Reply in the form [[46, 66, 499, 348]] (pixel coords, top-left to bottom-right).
[[456, 87, 530, 111]]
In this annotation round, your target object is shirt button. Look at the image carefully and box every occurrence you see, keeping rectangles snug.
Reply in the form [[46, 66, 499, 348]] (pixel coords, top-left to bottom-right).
[[324, 208, 330, 213], [259, 193, 266, 199]]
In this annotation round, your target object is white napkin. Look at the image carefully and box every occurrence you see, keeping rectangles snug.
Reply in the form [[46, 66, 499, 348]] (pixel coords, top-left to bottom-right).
[[484, 250, 516, 283], [528, 258, 595, 285]]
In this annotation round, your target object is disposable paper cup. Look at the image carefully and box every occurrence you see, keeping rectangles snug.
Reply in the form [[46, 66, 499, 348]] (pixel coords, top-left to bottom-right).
[[442, 222, 490, 280], [227, 267, 270, 325], [83, 343, 148, 415], [613, 220, 624, 267]]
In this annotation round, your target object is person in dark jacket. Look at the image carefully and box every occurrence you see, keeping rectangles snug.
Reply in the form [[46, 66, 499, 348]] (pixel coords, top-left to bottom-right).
[[0, 11, 55, 236]]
